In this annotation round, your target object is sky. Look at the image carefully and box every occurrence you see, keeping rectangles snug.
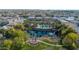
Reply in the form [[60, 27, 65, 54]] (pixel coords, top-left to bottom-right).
[[0, 0, 79, 10]]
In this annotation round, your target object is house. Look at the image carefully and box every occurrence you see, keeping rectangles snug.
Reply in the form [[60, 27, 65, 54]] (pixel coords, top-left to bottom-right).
[[66, 17, 75, 21], [0, 15, 25, 29]]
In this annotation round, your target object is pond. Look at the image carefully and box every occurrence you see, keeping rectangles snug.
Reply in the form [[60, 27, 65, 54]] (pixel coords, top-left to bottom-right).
[[27, 29, 57, 38]]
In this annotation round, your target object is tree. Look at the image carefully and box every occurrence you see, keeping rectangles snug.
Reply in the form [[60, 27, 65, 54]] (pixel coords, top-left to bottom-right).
[[14, 29, 28, 40], [62, 33, 79, 49], [3, 40, 13, 49], [61, 27, 75, 39], [24, 20, 31, 27], [4, 28, 16, 39], [14, 24, 25, 30], [4, 28, 28, 40], [12, 37, 26, 50]]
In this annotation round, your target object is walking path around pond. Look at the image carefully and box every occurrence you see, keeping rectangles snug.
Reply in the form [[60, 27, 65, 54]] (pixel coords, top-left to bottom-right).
[[38, 40, 63, 47], [26, 37, 63, 47]]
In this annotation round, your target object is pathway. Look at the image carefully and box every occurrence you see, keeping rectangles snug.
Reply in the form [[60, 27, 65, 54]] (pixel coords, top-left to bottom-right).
[[38, 40, 63, 47]]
